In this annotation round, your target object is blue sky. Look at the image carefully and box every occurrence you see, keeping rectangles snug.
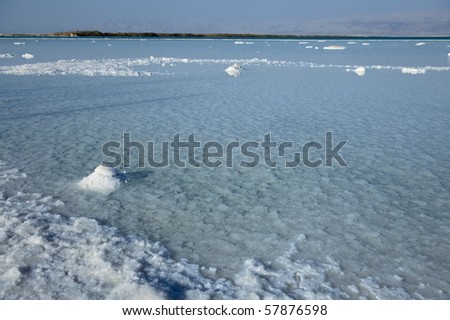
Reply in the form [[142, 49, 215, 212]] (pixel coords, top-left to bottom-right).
[[1, 0, 449, 35]]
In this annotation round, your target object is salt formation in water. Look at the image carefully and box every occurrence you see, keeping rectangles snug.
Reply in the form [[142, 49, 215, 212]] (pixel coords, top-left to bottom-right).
[[346, 66, 366, 76], [21, 53, 34, 59], [401, 67, 426, 75], [323, 45, 346, 50], [1, 56, 449, 78], [225, 63, 242, 77], [78, 165, 125, 194], [0, 54, 14, 59], [352, 66, 366, 76]]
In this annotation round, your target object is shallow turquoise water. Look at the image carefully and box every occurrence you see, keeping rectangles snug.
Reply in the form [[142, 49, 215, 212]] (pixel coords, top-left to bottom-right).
[[0, 38, 449, 299]]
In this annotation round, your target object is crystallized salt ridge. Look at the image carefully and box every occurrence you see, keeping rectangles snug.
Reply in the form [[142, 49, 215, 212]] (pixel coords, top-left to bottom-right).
[[0, 56, 449, 77], [234, 234, 413, 299], [0, 192, 235, 299], [233, 234, 347, 299]]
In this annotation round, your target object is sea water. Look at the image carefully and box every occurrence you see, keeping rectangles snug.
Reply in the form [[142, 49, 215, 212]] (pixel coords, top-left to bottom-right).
[[0, 37, 449, 299]]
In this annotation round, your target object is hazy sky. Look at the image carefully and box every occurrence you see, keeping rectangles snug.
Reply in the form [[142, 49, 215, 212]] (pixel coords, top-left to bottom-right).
[[1, 0, 449, 35]]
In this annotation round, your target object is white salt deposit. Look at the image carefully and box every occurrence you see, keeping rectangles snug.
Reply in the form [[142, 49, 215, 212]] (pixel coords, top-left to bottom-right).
[[1, 55, 449, 77], [21, 53, 34, 59], [78, 165, 124, 194], [401, 67, 426, 75], [323, 45, 346, 50], [225, 63, 242, 77], [1, 158, 441, 299], [0, 53, 14, 59], [14, 42, 25, 45], [416, 42, 426, 46], [362, 43, 370, 46], [351, 66, 366, 76], [0, 58, 154, 77], [0, 162, 234, 299]]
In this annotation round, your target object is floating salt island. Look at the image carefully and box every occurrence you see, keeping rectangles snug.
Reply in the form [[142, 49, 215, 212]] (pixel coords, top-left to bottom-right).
[[346, 66, 366, 76], [353, 66, 366, 76], [225, 63, 242, 77], [21, 53, 34, 59], [323, 45, 346, 50]]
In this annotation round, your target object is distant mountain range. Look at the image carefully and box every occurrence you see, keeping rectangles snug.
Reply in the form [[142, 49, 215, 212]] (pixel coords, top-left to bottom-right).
[[1, 10, 448, 38], [95, 10, 450, 37]]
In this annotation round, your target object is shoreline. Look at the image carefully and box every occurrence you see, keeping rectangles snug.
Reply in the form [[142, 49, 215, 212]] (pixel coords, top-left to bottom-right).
[[1, 30, 449, 40]]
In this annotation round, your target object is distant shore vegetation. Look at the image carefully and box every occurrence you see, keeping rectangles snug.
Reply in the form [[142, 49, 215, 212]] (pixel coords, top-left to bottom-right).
[[1, 30, 449, 39]]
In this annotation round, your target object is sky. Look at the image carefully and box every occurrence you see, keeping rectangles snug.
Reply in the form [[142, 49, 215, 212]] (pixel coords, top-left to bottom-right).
[[1, 0, 449, 35]]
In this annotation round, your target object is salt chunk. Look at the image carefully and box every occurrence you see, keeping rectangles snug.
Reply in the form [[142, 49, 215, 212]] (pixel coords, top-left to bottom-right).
[[21, 53, 34, 59], [78, 165, 125, 194]]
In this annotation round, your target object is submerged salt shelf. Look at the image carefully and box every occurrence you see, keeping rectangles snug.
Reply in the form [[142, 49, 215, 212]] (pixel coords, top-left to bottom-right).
[[1, 38, 450, 300]]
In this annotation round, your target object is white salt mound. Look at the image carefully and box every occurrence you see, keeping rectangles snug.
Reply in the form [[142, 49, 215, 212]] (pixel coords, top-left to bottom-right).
[[353, 66, 366, 76], [0, 53, 14, 59], [78, 165, 124, 194], [225, 63, 241, 77], [21, 53, 34, 59]]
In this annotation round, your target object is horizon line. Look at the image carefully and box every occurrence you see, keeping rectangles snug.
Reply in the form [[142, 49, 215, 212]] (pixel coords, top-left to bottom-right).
[[1, 30, 450, 39]]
